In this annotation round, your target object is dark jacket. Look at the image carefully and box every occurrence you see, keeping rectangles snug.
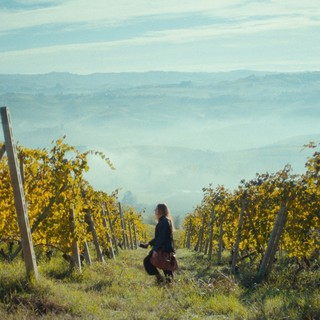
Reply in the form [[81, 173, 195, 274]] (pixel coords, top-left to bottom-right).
[[149, 216, 174, 253]]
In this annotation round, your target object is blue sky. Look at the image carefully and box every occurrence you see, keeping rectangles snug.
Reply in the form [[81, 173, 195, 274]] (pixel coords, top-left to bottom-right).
[[0, 0, 319, 74]]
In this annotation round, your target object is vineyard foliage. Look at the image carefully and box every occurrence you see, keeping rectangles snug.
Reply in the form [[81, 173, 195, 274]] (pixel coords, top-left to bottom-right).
[[0, 137, 146, 258], [183, 145, 319, 265]]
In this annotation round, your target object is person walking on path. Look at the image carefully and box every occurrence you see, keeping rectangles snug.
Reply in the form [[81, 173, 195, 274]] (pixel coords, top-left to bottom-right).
[[141, 203, 176, 284]]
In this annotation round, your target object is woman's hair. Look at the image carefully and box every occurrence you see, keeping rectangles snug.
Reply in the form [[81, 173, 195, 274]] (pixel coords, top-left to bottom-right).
[[156, 203, 175, 231]]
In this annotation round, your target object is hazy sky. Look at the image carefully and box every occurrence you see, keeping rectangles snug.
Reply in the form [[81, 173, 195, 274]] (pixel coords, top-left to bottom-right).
[[1, 0, 319, 74]]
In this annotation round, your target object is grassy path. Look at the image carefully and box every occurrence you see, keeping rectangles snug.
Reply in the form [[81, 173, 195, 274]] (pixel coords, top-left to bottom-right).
[[0, 248, 319, 319]]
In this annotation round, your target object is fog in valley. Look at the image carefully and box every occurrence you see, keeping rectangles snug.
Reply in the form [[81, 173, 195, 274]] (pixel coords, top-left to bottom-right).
[[1, 71, 319, 222]]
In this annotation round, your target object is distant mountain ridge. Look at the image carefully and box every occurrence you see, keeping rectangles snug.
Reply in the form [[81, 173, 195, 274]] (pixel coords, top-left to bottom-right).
[[0, 70, 274, 90], [1, 70, 319, 94]]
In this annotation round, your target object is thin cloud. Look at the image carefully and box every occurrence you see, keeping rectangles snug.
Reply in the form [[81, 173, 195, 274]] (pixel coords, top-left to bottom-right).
[[1, 13, 318, 56], [142, 15, 320, 44], [0, 0, 318, 34], [0, 0, 319, 73]]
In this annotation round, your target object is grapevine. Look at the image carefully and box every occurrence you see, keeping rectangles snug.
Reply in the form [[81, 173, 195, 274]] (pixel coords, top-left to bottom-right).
[[183, 147, 320, 280], [0, 138, 146, 266]]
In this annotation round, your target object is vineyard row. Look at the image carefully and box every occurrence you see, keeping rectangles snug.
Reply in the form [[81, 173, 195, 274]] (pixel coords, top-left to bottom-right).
[[182, 146, 319, 280]]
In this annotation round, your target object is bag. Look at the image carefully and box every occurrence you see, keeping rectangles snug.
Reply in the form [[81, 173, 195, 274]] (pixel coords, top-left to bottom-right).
[[150, 250, 178, 272]]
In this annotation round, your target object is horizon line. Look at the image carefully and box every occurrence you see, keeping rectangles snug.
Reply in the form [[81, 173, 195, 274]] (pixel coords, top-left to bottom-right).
[[1, 69, 320, 76]]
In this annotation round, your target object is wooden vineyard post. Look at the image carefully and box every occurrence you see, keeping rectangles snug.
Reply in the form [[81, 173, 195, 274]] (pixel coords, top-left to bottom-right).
[[69, 208, 82, 272], [199, 216, 206, 252], [19, 154, 25, 186], [208, 207, 216, 261], [105, 205, 119, 255], [231, 194, 246, 274], [257, 200, 288, 281], [86, 210, 105, 263], [101, 208, 115, 259], [118, 202, 128, 249], [83, 241, 92, 265], [195, 216, 205, 252], [128, 220, 134, 250], [217, 212, 225, 265], [183, 231, 187, 248], [194, 232, 200, 252], [186, 220, 192, 249], [133, 223, 138, 249], [0, 106, 38, 281]]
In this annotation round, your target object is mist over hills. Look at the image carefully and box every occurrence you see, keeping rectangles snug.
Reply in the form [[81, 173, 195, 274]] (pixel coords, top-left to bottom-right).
[[0, 71, 319, 220], [85, 137, 317, 218], [0, 70, 273, 93]]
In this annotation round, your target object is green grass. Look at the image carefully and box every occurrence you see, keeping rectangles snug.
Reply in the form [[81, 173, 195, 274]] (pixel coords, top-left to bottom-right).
[[0, 248, 319, 319]]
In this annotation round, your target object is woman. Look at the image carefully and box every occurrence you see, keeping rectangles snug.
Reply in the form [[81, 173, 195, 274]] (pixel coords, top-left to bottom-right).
[[142, 203, 175, 284]]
